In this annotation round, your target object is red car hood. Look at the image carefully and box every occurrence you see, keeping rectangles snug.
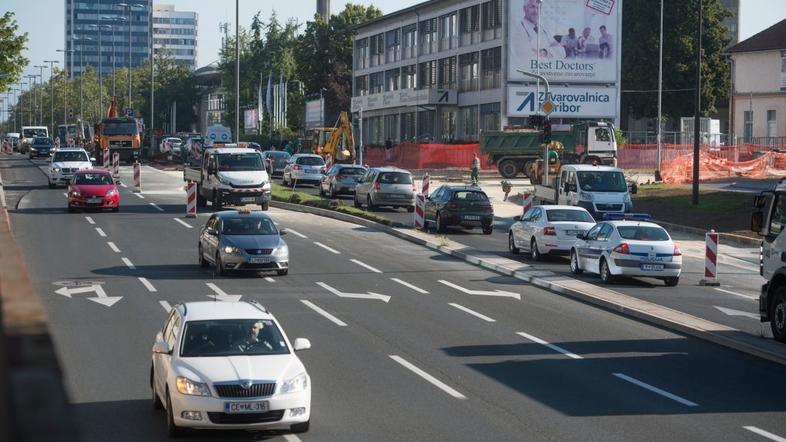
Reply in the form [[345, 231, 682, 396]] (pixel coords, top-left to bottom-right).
[[70, 184, 116, 197]]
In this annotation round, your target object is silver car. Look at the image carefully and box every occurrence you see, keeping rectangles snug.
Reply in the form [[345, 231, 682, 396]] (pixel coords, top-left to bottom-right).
[[282, 154, 325, 186], [319, 164, 367, 198], [261, 150, 291, 177], [198, 209, 289, 276], [354, 167, 416, 212]]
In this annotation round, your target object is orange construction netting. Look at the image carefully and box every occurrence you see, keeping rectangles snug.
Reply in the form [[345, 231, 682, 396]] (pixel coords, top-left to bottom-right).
[[363, 142, 493, 170]]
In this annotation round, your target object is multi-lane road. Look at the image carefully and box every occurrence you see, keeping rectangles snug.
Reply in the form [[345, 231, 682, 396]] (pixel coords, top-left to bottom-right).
[[2, 154, 786, 442]]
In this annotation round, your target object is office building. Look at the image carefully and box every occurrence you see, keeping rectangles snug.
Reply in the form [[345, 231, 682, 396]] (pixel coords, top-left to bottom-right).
[[153, 4, 198, 69]]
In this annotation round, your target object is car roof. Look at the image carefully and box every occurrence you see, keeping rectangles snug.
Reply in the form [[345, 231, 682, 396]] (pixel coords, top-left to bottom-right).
[[563, 165, 622, 172], [54, 147, 88, 152], [178, 301, 274, 322], [443, 185, 487, 192], [75, 168, 112, 175], [213, 209, 272, 219], [372, 167, 409, 173], [602, 220, 666, 229], [292, 153, 321, 158], [209, 148, 258, 154], [536, 205, 591, 211]]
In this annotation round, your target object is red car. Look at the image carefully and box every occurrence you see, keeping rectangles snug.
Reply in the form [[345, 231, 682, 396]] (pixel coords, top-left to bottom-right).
[[68, 169, 120, 212]]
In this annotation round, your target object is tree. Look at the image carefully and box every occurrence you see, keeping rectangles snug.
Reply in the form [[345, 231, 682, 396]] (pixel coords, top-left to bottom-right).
[[621, 0, 731, 123], [0, 12, 28, 92]]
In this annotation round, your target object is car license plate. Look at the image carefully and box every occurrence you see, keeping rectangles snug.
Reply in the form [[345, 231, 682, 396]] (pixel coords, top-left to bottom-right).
[[640, 264, 665, 271], [240, 197, 256, 203], [249, 257, 271, 264], [224, 401, 269, 414], [566, 230, 582, 236], [464, 215, 480, 220], [87, 197, 101, 204]]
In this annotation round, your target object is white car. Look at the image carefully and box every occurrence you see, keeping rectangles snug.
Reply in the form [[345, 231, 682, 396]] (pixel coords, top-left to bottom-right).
[[151, 301, 312, 436], [48, 148, 94, 188], [569, 214, 682, 286], [509, 205, 596, 260], [282, 154, 325, 186]]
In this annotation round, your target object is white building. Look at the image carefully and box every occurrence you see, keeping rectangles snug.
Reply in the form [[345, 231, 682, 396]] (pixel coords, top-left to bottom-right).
[[152, 4, 198, 69], [351, 0, 622, 146]]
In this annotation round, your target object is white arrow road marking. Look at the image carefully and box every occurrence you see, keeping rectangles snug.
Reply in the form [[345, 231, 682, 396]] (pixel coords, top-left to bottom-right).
[[121, 257, 136, 269], [744, 426, 786, 442], [350, 259, 382, 273], [54, 284, 122, 307], [316, 282, 391, 302], [449, 303, 495, 322], [206, 282, 242, 302], [84, 216, 95, 225], [714, 287, 757, 301], [149, 202, 164, 212], [138, 277, 157, 292], [173, 218, 193, 229], [714, 306, 759, 320], [107, 242, 120, 253], [95, 227, 107, 237], [438, 280, 521, 300], [389, 355, 466, 399], [516, 332, 583, 359], [300, 300, 347, 327], [159, 300, 172, 312], [390, 278, 429, 294], [284, 228, 306, 238], [612, 373, 698, 407], [314, 242, 340, 254]]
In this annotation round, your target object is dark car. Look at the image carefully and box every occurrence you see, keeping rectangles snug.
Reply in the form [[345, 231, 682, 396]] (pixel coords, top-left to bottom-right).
[[423, 185, 494, 234], [29, 137, 54, 158], [319, 164, 367, 198], [261, 151, 291, 177]]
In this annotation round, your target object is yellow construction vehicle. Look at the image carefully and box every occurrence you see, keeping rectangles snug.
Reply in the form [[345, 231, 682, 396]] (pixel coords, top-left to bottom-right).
[[311, 111, 355, 164]]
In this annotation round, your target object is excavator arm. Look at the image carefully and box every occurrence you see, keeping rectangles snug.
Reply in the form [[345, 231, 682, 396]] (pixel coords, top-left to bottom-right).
[[321, 112, 355, 162]]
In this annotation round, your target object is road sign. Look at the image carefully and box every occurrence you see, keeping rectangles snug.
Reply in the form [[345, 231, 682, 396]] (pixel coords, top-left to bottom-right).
[[221, 133, 228, 141], [541, 100, 555, 115], [126, 108, 134, 117], [68, 109, 74, 119]]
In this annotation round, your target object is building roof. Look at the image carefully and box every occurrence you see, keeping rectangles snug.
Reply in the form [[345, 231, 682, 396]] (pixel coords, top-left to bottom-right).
[[194, 61, 220, 76], [352, 0, 439, 31], [728, 18, 786, 53]]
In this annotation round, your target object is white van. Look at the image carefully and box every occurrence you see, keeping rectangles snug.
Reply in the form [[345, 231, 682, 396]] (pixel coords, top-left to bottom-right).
[[20, 126, 50, 153], [534, 164, 634, 219]]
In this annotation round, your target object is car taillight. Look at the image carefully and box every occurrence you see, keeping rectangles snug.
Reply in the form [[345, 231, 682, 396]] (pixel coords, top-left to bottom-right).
[[449, 203, 458, 209], [673, 245, 682, 256], [480, 204, 493, 210], [293, 165, 302, 171], [336, 174, 346, 180], [374, 181, 380, 191], [412, 183, 417, 192], [613, 243, 630, 255], [543, 226, 556, 236]]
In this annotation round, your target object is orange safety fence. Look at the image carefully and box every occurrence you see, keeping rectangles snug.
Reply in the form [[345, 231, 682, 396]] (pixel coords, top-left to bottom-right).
[[660, 149, 786, 184], [363, 142, 494, 170]]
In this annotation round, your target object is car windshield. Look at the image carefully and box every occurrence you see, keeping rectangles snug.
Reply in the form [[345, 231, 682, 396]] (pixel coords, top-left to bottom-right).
[[546, 209, 595, 222], [451, 190, 489, 201], [378, 172, 412, 184], [73, 173, 113, 185], [34, 137, 52, 145], [267, 152, 290, 159], [617, 226, 670, 241], [23, 128, 47, 137], [220, 217, 277, 235], [180, 319, 289, 357], [338, 167, 365, 176], [576, 171, 627, 192], [217, 153, 264, 171], [296, 156, 325, 166], [54, 151, 89, 162], [103, 122, 139, 135]]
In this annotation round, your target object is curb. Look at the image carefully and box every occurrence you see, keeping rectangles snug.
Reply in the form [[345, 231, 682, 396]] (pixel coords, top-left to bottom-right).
[[654, 219, 761, 248], [270, 200, 786, 367]]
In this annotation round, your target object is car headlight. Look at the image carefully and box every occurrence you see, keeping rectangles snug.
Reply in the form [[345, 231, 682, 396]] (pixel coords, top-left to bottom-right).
[[273, 243, 289, 257], [280, 372, 308, 394], [106, 189, 118, 197], [223, 245, 241, 254], [70, 191, 81, 198], [176, 376, 211, 397], [50, 167, 61, 173], [579, 191, 594, 201], [217, 175, 231, 185]]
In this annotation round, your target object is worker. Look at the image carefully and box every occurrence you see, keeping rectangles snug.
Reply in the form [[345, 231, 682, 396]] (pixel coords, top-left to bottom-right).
[[470, 153, 480, 186]]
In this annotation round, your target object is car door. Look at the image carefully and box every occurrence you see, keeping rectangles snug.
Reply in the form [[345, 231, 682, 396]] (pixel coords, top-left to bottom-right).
[[203, 216, 220, 260], [425, 186, 445, 221], [512, 207, 535, 248], [594, 223, 615, 267], [154, 310, 177, 396], [578, 223, 603, 272], [525, 207, 543, 249]]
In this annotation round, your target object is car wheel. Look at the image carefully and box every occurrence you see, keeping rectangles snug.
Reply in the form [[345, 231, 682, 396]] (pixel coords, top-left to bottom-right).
[[509, 233, 520, 254], [276, 269, 289, 276], [530, 239, 542, 261], [570, 250, 583, 274], [599, 258, 614, 284], [151, 367, 163, 410], [198, 244, 209, 268], [770, 288, 786, 342], [166, 390, 185, 437], [261, 201, 269, 211], [366, 195, 376, 211], [212, 191, 222, 210], [353, 194, 361, 208], [48, 181, 55, 189], [482, 225, 493, 235], [215, 252, 226, 276], [291, 420, 310, 434], [436, 212, 445, 233], [664, 276, 679, 287]]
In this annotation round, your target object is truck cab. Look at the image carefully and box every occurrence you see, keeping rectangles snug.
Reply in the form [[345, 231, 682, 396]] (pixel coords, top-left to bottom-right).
[[184, 147, 271, 211], [573, 122, 618, 166], [535, 165, 634, 219], [752, 181, 786, 342]]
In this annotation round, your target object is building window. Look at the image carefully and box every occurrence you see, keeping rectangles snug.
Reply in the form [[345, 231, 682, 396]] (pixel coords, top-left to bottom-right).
[[461, 105, 478, 140], [419, 18, 438, 56], [459, 5, 481, 46], [481, 0, 502, 41], [402, 24, 417, 60], [480, 103, 500, 131], [438, 56, 457, 89], [441, 110, 457, 142], [369, 71, 384, 94], [355, 38, 368, 70], [781, 50, 786, 91], [418, 110, 436, 141], [402, 65, 417, 89], [459, 52, 479, 92], [743, 110, 753, 143], [439, 13, 457, 51], [386, 29, 400, 63], [768, 110, 777, 140], [384, 114, 400, 143], [365, 116, 383, 146], [385, 68, 400, 91], [419, 60, 438, 89], [401, 112, 416, 141], [355, 75, 368, 96], [480, 47, 501, 89], [370, 34, 384, 67]]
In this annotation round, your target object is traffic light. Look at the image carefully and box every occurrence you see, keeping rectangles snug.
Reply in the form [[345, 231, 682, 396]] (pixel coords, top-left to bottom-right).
[[528, 114, 545, 128], [542, 118, 552, 144]]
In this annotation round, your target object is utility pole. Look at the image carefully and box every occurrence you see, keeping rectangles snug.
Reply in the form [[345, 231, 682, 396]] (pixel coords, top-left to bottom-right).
[[536, 0, 542, 112], [656, 0, 664, 182], [518, 69, 552, 186], [150, 5, 155, 156], [34, 65, 48, 124], [26, 75, 35, 126], [44, 60, 59, 134], [235, 0, 240, 142], [692, 0, 702, 206], [57, 49, 74, 127]]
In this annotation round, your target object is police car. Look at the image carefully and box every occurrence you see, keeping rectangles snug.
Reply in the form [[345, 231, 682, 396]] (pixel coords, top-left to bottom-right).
[[569, 213, 682, 286]]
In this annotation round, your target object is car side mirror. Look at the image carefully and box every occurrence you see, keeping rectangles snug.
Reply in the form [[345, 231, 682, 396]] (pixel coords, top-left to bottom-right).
[[90, 157, 96, 163], [293, 338, 311, 351], [206, 227, 218, 236], [152, 334, 170, 354], [513, 215, 521, 222], [576, 233, 586, 240], [752, 211, 764, 235], [628, 182, 638, 194], [279, 230, 287, 236]]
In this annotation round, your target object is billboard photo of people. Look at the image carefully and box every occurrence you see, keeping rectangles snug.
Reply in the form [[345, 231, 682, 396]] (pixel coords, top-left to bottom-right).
[[509, 0, 620, 83]]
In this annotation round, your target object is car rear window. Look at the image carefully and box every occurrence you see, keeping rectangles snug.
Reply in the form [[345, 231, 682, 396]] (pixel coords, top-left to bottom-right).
[[546, 209, 594, 223], [296, 156, 324, 166], [268, 152, 290, 159], [617, 226, 670, 241], [378, 172, 412, 184], [339, 167, 365, 175], [451, 191, 489, 202]]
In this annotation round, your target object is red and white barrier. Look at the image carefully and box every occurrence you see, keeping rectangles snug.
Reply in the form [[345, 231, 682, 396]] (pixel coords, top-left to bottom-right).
[[112, 152, 120, 179], [701, 229, 720, 286], [186, 181, 197, 218], [522, 192, 534, 216], [414, 194, 425, 230], [132, 161, 141, 193], [421, 174, 430, 197], [103, 149, 110, 169]]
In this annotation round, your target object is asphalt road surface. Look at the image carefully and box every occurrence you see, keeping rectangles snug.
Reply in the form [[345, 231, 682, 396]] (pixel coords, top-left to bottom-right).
[[3, 154, 785, 442]]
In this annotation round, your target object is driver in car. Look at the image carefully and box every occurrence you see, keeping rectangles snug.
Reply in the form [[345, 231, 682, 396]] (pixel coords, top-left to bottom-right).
[[236, 320, 273, 352]]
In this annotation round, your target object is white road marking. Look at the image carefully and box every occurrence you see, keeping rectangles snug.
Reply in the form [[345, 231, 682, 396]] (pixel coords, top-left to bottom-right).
[[316, 281, 391, 302], [612, 373, 698, 407], [119, 182, 128, 188], [300, 300, 347, 327], [206, 282, 228, 297], [133, 193, 145, 199], [138, 277, 157, 292], [714, 287, 757, 301], [449, 303, 495, 322], [438, 280, 521, 300], [159, 300, 172, 312], [350, 258, 382, 273], [389, 355, 466, 399], [714, 306, 759, 320], [95, 227, 107, 237], [516, 332, 583, 359], [314, 241, 340, 254], [121, 257, 136, 270], [84, 216, 95, 225], [205, 282, 242, 302], [390, 278, 429, 294], [264, 277, 275, 283], [744, 426, 786, 442], [63, 192, 68, 197], [285, 228, 307, 238], [149, 202, 164, 212], [173, 218, 193, 229], [282, 434, 303, 442], [106, 241, 120, 253]]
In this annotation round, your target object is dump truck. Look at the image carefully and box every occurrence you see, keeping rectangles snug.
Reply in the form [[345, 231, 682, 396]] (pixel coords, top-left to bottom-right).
[[94, 97, 142, 164], [481, 121, 618, 179]]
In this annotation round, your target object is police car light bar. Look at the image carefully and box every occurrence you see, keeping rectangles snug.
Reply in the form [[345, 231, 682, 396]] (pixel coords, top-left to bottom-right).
[[602, 212, 652, 221]]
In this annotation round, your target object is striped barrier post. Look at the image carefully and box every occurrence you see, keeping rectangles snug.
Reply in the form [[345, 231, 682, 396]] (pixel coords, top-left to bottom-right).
[[700, 229, 720, 286], [522, 192, 534, 217], [186, 181, 197, 218], [421, 174, 430, 197], [112, 152, 120, 179], [103, 149, 110, 169], [414, 193, 425, 230], [132, 161, 141, 193]]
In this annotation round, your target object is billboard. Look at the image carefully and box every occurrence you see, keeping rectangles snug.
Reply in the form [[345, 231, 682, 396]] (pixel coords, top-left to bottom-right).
[[305, 98, 324, 131], [243, 109, 258, 134], [507, 84, 617, 118], [508, 0, 621, 83]]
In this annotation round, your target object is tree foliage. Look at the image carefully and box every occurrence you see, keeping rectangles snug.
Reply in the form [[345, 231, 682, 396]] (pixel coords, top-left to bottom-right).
[[0, 11, 28, 92]]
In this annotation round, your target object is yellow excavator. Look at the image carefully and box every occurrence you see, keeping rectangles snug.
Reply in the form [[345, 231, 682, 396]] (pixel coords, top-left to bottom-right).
[[311, 111, 355, 164]]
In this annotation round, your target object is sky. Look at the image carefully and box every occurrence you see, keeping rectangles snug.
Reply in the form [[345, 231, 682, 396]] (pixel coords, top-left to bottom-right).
[[3, 0, 786, 107]]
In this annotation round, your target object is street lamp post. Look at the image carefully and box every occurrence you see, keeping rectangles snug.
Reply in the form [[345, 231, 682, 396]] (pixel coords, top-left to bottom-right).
[[57, 49, 74, 127], [88, 24, 109, 118], [34, 65, 48, 124], [656, 0, 664, 182], [692, 0, 703, 206], [235, 0, 240, 142], [26, 75, 35, 126], [118, 3, 145, 112], [44, 60, 59, 134], [74, 37, 92, 123]]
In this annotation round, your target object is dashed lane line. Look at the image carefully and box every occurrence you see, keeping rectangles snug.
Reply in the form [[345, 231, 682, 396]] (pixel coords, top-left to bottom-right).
[[149, 202, 164, 212], [300, 300, 347, 327], [159, 300, 172, 312], [173, 218, 193, 229], [282, 434, 303, 442], [119, 182, 128, 188], [714, 287, 757, 301], [121, 257, 136, 270], [743, 426, 786, 442], [107, 242, 120, 253], [612, 373, 699, 407], [85, 216, 95, 225], [389, 355, 466, 399], [516, 332, 583, 359], [350, 259, 382, 273], [390, 278, 429, 294], [133, 193, 145, 199], [95, 227, 107, 237], [314, 242, 340, 254], [284, 228, 307, 238], [449, 303, 496, 322], [138, 277, 157, 292]]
